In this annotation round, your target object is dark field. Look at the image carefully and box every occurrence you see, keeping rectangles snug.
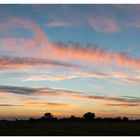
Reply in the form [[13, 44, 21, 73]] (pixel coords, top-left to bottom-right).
[[0, 121, 140, 136]]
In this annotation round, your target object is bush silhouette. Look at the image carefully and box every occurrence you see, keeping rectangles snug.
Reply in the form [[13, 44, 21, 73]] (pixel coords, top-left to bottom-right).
[[83, 112, 95, 120]]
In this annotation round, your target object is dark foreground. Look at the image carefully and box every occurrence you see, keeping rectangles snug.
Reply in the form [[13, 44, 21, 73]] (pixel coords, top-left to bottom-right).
[[0, 121, 140, 136]]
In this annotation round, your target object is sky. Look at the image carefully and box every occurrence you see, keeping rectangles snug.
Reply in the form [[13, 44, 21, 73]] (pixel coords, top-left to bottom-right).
[[0, 4, 140, 120]]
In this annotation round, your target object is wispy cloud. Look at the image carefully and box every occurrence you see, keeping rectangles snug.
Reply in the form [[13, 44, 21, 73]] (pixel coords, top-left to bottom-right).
[[0, 17, 140, 89], [0, 17, 48, 47], [109, 70, 140, 87], [74, 94, 140, 104], [0, 85, 40, 95], [28, 75, 78, 81], [22, 69, 109, 81], [0, 85, 140, 107], [25, 101, 71, 108], [0, 104, 23, 107], [45, 20, 72, 27], [1, 17, 140, 70], [87, 16, 119, 33], [0, 102, 72, 108], [50, 43, 140, 69], [23, 76, 48, 81], [0, 55, 77, 71], [104, 103, 139, 108], [119, 78, 140, 87], [0, 17, 49, 58], [1, 55, 139, 87]]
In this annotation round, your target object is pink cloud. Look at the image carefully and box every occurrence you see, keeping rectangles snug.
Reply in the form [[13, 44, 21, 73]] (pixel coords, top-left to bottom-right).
[[87, 16, 119, 33], [1, 17, 140, 71], [49, 43, 140, 69], [10, 18, 48, 47], [0, 17, 49, 56], [0, 38, 37, 54]]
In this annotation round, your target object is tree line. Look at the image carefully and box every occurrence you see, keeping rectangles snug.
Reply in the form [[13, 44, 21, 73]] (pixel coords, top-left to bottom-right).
[[1, 112, 140, 123], [27, 112, 135, 123]]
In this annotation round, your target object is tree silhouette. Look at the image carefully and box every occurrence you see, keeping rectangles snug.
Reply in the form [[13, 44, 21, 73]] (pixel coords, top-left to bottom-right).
[[70, 115, 76, 119], [29, 117, 37, 122], [83, 112, 96, 120], [116, 117, 121, 121], [44, 113, 54, 119], [122, 117, 129, 121], [40, 113, 54, 121]]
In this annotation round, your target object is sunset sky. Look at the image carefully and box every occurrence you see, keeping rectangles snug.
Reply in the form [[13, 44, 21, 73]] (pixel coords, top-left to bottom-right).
[[0, 4, 140, 120]]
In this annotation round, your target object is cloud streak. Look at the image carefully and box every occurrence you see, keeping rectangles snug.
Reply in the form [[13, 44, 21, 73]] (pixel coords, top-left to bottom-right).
[[50, 43, 140, 69], [0, 55, 77, 71], [0, 85, 140, 106], [74, 94, 140, 104], [0, 102, 70, 108], [25, 101, 70, 107], [1, 55, 139, 87], [22, 69, 109, 81], [45, 20, 72, 27], [104, 103, 139, 108], [0, 104, 23, 107]]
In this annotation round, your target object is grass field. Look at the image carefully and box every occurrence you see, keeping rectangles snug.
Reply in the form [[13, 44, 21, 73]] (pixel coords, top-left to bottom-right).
[[0, 121, 140, 136]]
